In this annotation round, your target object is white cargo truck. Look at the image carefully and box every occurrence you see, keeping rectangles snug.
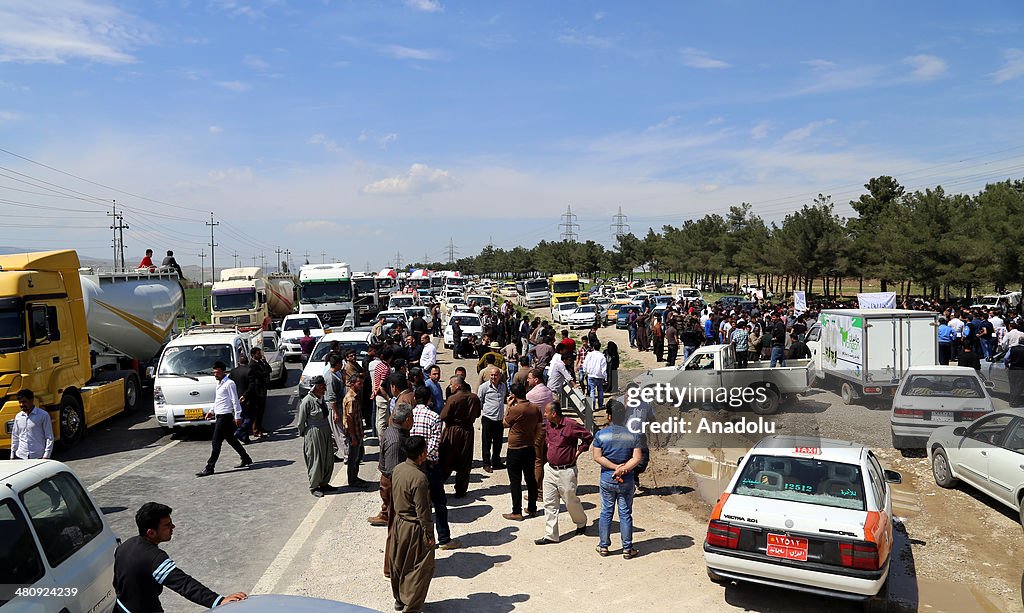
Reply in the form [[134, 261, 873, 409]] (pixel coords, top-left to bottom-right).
[[298, 263, 354, 329], [806, 308, 938, 404]]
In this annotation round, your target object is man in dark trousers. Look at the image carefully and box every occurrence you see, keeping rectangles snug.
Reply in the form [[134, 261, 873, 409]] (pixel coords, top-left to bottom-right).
[[1004, 341, 1024, 407], [247, 346, 273, 437], [114, 502, 247, 612], [451, 317, 463, 359], [160, 250, 183, 278], [196, 361, 253, 477], [230, 355, 252, 443], [438, 376, 481, 497]]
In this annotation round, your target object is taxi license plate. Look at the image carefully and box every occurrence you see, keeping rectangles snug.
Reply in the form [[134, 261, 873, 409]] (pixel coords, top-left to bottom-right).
[[932, 411, 954, 422], [766, 533, 808, 562], [184, 408, 205, 421]]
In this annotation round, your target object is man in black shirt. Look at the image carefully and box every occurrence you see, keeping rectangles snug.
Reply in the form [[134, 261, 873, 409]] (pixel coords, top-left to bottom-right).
[[956, 343, 981, 371], [1005, 343, 1024, 407], [769, 314, 787, 367], [787, 333, 810, 360], [114, 502, 246, 612], [160, 250, 183, 278]]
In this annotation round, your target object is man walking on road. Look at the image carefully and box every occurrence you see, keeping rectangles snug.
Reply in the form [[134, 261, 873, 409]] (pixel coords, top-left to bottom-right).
[[502, 382, 542, 521], [478, 367, 508, 473], [196, 362, 252, 477], [10, 389, 53, 460], [389, 436, 435, 613], [535, 401, 593, 545], [114, 502, 247, 612], [438, 376, 481, 497], [297, 376, 336, 497], [412, 387, 460, 551]]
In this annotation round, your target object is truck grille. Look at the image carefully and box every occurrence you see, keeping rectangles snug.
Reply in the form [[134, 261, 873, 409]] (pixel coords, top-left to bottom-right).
[[218, 315, 252, 324]]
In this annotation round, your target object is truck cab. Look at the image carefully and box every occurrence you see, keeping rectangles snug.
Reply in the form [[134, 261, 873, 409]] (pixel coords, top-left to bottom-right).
[[211, 268, 268, 329], [550, 273, 584, 307], [298, 263, 354, 328]]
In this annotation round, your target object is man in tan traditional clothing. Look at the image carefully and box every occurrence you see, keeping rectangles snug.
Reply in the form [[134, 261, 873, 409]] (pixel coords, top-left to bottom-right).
[[437, 376, 481, 497], [389, 435, 435, 613]]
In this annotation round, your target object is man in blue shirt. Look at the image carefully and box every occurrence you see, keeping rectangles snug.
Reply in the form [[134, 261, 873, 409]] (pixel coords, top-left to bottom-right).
[[937, 317, 953, 365], [592, 400, 643, 559], [425, 365, 445, 413]]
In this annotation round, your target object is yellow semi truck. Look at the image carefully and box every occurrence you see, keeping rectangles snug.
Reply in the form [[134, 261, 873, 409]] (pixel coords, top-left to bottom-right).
[[549, 273, 586, 307], [0, 250, 183, 451]]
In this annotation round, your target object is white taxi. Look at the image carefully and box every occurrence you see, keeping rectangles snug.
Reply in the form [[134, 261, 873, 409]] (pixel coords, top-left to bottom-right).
[[704, 435, 900, 608]]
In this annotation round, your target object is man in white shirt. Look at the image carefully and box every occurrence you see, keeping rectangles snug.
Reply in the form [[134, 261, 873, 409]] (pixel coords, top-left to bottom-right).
[[477, 368, 509, 472], [419, 333, 437, 371], [546, 345, 576, 405], [197, 361, 253, 477], [1001, 321, 1024, 352], [582, 340, 608, 412], [10, 389, 54, 460]]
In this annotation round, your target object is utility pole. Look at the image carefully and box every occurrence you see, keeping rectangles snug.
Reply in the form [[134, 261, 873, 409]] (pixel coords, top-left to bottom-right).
[[303, 251, 310, 265], [232, 251, 239, 268], [283, 249, 291, 274], [321, 251, 327, 264], [107, 200, 129, 270], [365, 260, 371, 273], [198, 251, 207, 317], [205, 213, 219, 283], [274, 247, 283, 273], [251, 254, 257, 267], [610, 206, 630, 238], [259, 251, 266, 271], [559, 205, 579, 243]]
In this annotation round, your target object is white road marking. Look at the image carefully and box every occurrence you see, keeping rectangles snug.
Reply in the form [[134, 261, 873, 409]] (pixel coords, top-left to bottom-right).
[[87, 440, 181, 492], [251, 492, 333, 594]]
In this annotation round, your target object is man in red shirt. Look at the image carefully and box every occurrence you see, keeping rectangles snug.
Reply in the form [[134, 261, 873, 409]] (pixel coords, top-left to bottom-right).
[[138, 249, 155, 271], [535, 400, 593, 545]]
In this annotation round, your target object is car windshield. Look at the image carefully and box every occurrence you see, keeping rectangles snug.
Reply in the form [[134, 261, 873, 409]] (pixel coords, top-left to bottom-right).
[[901, 374, 985, 398], [283, 317, 321, 331], [159, 344, 235, 375], [575, 305, 596, 313], [390, 297, 414, 307], [212, 289, 256, 312], [311, 340, 370, 362], [0, 308, 25, 353], [301, 280, 352, 303], [733, 454, 866, 511], [262, 337, 278, 351], [450, 316, 480, 326], [559, 303, 578, 310]]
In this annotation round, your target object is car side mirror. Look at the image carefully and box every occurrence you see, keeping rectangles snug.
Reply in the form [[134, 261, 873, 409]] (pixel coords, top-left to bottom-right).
[[735, 455, 744, 467], [275, 327, 281, 333], [883, 469, 902, 484], [984, 380, 995, 389], [146, 366, 156, 378], [953, 426, 967, 437]]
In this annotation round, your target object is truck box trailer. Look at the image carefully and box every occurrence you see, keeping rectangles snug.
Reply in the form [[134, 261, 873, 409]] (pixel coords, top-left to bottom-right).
[[807, 308, 938, 404]]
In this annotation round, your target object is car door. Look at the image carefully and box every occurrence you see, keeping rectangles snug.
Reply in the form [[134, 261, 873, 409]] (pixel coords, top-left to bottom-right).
[[985, 417, 1024, 508], [955, 414, 1016, 492]]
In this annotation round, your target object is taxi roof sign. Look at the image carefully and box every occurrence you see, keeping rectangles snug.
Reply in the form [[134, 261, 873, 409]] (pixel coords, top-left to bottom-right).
[[793, 447, 822, 455]]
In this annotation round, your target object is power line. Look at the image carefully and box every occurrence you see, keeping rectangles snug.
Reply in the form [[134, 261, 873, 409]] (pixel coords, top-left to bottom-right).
[[559, 205, 580, 243]]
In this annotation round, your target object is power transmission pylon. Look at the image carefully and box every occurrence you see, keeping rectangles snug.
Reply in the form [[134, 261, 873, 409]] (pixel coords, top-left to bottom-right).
[[446, 238, 457, 265], [610, 206, 630, 238], [559, 205, 580, 243]]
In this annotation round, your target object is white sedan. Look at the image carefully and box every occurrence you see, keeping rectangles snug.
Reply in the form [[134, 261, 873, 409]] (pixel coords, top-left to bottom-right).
[[704, 435, 900, 607], [279, 314, 326, 361], [565, 304, 600, 329], [444, 313, 483, 349], [890, 365, 994, 450], [927, 407, 1024, 525], [551, 301, 579, 324]]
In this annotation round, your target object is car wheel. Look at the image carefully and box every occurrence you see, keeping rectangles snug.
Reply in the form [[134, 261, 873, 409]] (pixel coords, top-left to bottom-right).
[[749, 387, 780, 415], [862, 578, 890, 613], [840, 382, 856, 405], [123, 372, 141, 413], [890, 429, 908, 452], [931, 447, 957, 488], [57, 394, 85, 449]]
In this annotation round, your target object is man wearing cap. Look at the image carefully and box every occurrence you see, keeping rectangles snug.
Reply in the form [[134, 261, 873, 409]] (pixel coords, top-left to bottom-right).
[[297, 376, 336, 497]]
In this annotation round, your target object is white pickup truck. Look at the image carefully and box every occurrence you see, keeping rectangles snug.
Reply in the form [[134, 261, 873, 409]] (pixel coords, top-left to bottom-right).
[[632, 344, 815, 415]]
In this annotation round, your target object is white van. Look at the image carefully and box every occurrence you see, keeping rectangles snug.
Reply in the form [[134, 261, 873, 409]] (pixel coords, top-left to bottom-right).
[[152, 326, 256, 431], [0, 460, 118, 613]]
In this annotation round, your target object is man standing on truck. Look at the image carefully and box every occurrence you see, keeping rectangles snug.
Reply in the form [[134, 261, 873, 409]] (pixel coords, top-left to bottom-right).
[[10, 389, 53, 460], [196, 361, 253, 478], [114, 502, 247, 612]]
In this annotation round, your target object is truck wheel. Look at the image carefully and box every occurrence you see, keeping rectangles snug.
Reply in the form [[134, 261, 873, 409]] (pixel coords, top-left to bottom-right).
[[123, 373, 141, 413], [750, 387, 780, 415], [58, 395, 85, 449], [840, 382, 857, 405], [931, 448, 957, 488]]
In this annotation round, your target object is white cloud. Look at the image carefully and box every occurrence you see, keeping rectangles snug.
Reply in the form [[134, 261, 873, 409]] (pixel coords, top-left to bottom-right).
[[216, 80, 252, 92], [208, 125, 223, 134], [207, 166, 254, 183], [285, 220, 350, 235], [681, 48, 730, 69], [557, 30, 614, 49], [781, 119, 835, 142], [0, 110, 22, 123], [308, 133, 344, 154], [993, 48, 1024, 83], [594, 11, 606, 20], [212, 1, 265, 19], [362, 163, 456, 195], [646, 116, 680, 131], [706, 116, 724, 126], [243, 54, 269, 71], [750, 121, 770, 140], [405, 0, 443, 13], [0, 0, 153, 64], [381, 44, 447, 61], [903, 54, 947, 81], [802, 59, 836, 70], [697, 183, 720, 193], [792, 65, 885, 95], [379, 133, 399, 148]]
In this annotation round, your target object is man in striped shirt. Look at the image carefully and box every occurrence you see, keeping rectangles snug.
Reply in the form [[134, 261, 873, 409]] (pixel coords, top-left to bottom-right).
[[369, 346, 393, 439], [412, 386, 460, 550]]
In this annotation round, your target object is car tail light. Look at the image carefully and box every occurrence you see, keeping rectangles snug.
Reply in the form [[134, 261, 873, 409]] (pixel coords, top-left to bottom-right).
[[706, 520, 740, 549], [960, 411, 988, 421], [864, 386, 882, 394], [154, 386, 164, 407], [839, 541, 879, 570], [893, 408, 924, 418]]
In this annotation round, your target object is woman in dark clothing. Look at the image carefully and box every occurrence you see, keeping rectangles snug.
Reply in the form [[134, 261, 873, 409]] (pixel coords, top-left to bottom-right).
[[604, 340, 620, 393]]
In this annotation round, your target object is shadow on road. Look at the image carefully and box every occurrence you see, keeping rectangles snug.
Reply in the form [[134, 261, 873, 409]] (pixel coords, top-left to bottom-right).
[[449, 504, 494, 523], [427, 592, 529, 612], [636, 534, 694, 555], [434, 552, 513, 579], [455, 526, 520, 548]]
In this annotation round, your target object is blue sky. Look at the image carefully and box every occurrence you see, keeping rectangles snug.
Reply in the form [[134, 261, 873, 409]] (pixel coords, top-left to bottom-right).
[[0, 0, 1022, 271]]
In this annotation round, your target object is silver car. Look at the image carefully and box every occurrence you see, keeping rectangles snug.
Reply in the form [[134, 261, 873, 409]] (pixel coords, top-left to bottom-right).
[[927, 407, 1024, 526], [260, 331, 288, 386]]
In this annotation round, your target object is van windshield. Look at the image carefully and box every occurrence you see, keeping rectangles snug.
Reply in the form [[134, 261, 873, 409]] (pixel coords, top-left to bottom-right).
[[159, 344, 235, 375], [733, 454, 866, 511]]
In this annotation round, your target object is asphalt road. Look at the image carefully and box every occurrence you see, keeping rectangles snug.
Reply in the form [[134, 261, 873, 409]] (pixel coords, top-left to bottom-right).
[[56, 363, 374, 612]]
